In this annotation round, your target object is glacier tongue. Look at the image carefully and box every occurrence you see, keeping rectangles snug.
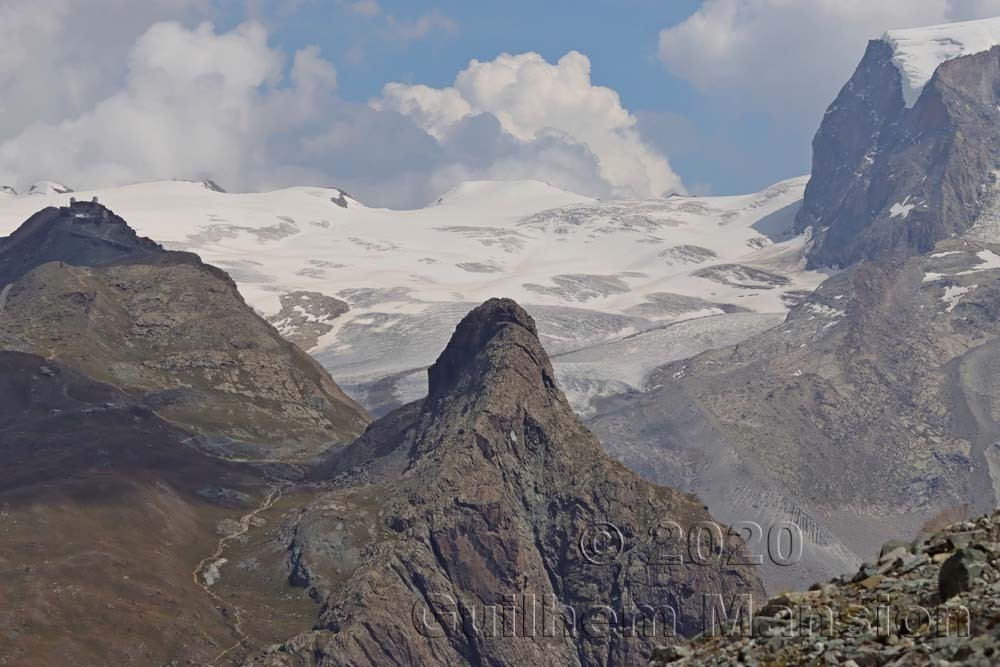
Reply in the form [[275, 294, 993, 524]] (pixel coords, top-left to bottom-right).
[[882, 16, 1000, 108]]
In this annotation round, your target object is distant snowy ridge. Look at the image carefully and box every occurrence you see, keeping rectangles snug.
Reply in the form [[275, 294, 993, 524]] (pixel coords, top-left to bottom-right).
[[0, 176, 825, 415], [26, 180, 74, 196], [882, 16, 1000, 107]]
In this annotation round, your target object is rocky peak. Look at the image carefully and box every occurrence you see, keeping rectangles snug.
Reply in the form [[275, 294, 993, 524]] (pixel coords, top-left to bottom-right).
[[0, 201, 166, 284], [426, 297, 554, 405], [797, 30, 1000, 268], [0, 204, 371, 461], [267, 298, 765, 667], [201, 179, 226, 193]]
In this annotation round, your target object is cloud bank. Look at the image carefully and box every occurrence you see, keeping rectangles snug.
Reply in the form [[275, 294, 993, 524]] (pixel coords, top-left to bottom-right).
[[377, 52, 684, 199], [0, 0, 208, 141], [0, 16, 678, 207]]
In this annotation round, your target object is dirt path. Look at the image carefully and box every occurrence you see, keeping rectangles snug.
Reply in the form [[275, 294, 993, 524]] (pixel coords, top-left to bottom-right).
[[0, 284, 11, 323], [193, 482, 286, 665]]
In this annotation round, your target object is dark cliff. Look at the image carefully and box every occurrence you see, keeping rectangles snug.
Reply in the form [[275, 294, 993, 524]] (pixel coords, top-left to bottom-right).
[[798, 40, 1000, 268]]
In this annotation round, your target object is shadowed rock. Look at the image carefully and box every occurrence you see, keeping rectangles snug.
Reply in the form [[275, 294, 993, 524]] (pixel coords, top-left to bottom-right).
[[798, 41, 1000, 268]]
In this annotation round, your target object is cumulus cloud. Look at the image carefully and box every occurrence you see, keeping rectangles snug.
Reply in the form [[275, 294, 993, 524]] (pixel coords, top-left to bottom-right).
[[0, 21, 676, 208], [0, 22, 303, 190], [0, 0, 209, 141], [377, 51, 685, 198], [658, 0, 1000, 128]]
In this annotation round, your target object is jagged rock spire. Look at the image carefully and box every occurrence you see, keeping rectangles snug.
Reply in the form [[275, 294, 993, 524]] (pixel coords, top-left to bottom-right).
[[426, 297, 555, 405]]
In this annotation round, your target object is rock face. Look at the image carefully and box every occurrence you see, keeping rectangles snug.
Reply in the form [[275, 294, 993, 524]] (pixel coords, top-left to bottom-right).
[[589, 232, 1000, 592], [0, 201, 370, 460], [655, 510, 1000, 666], [249, 299, 765, 667], [797, 39, 1000, 268]]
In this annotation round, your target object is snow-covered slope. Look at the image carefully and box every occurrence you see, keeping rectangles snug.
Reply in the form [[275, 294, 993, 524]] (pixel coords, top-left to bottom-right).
[[25, 180, 74, 195], [882, 16, 1000, 107], [0, 177, 827, 414]]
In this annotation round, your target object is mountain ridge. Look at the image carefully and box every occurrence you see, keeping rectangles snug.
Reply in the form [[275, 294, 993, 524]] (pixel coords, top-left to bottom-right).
[[797, 32, 1000, 268], [0, 201, 371, 461], [0, 172, 826, 417]]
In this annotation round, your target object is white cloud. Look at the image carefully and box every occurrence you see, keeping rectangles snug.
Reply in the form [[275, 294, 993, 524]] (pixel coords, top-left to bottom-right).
[[0, 0, 209, 141], [336, 2, 456, 44], [658, 0, 1000, 127], [377, 51, 685, 198], [0, 21, 677, 208], [0, 21, 327, 191]]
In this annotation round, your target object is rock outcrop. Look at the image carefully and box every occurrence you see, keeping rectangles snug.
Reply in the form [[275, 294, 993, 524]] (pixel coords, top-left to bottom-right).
[[249, 299, 765, 667], [266, 291, 350, 351], [654, 509, 1000, 666], [0, 201, 370, 461], [797, 39, 1000, 268]]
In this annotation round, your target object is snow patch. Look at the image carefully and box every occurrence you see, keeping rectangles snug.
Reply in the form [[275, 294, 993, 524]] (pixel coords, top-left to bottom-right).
[[889, 196, 915, 218], [0, 175, 829, 414], [942, 284, 976, 312], [924, 249, 1000, 282], [972, 249, 1000, 271], [883, 17, 1000, 108], [806, 303, 845, 318], [26, 180, 74, 195]]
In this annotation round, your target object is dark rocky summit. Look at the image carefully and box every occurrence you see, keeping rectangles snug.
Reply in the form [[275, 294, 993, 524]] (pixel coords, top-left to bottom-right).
[[797, 40, 1000, 268], [247, 299, 764, 666], [0, 201, 370, 460], [0, 199, 168, 284]]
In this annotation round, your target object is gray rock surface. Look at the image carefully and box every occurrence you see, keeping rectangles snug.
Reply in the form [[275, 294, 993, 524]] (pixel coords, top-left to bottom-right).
[[653, 510, 1000, 666], [589, 237, 1000, 592], [798, 40, 1000, 268], [247, 299, 765, 667]]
